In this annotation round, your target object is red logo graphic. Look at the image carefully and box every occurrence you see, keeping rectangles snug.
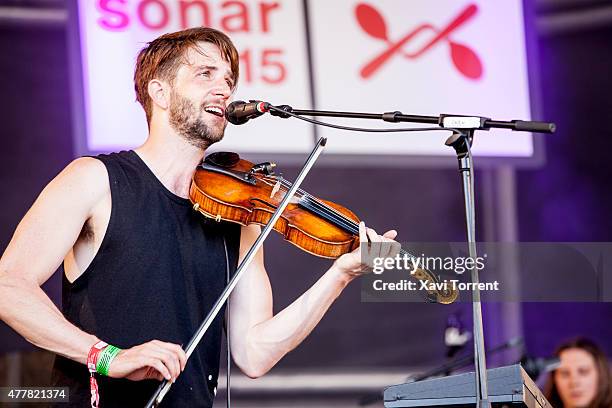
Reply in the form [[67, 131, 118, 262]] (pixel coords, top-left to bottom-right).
[[356, 3, 483, 80]]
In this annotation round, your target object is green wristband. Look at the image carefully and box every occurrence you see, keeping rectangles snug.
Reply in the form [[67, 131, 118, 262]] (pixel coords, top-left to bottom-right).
[[96, 345, 122, 376]]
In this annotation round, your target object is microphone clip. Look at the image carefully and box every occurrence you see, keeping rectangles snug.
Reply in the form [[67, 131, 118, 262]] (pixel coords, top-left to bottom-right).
[[268, 104, 293, 119]]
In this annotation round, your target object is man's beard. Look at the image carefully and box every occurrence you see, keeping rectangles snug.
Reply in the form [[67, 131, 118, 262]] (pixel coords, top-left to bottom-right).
[[168, 90, 225, 150]]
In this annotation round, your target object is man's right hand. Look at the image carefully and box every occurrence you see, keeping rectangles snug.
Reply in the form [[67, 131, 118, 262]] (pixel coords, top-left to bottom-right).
[[108, 340, 187, 382]]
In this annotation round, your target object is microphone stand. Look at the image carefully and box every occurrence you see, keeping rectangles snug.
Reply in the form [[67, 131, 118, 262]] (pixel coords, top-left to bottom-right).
[[144, 137, 328, 408], [266, 104, 555, 408], [444, 127, 492, 408]]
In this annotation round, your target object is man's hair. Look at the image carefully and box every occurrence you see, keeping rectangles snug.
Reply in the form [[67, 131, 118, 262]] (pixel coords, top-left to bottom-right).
[[134, 27, 239, 125]]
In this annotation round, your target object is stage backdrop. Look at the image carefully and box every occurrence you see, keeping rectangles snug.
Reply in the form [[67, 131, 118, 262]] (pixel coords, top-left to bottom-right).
[[71, 0, 540, 164]]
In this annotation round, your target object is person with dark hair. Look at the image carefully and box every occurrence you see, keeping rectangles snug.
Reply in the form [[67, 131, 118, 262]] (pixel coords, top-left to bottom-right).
[[544, 337, 612, 408], [0, 27, 399, 407]]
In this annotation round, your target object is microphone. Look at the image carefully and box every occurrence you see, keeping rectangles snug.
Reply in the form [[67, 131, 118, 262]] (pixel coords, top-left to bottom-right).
[[225, 100, 270, 125]]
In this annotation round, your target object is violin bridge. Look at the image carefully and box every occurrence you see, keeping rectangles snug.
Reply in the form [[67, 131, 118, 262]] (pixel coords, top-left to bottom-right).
[[270, 179, 281, 198]]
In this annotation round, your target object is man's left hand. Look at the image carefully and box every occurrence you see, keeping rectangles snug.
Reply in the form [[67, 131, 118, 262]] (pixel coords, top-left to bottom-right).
[[332, 221, 401, 281]]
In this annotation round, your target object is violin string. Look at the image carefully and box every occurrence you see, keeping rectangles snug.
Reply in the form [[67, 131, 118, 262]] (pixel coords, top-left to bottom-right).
[[257, 175, 424, 263], [258, 175, 359, 233], [255, 175, 445, 293], [261, 175, 411, 239], [257, 179, 357, 234], [258, 176, 414, 254]]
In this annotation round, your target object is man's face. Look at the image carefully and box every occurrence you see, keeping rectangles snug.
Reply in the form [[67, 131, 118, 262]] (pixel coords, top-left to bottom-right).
[[168, 42, 235, 149]]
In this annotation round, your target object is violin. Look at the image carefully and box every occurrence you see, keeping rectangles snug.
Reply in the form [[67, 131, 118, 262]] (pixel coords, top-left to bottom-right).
[[189, 152, 458, 304]]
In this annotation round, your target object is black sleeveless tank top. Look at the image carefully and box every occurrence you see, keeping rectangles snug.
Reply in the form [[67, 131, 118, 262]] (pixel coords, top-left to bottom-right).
[[51, 150, 240, 407]]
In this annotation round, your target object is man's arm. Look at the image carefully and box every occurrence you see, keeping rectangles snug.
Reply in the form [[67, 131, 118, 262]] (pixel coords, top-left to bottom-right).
[[228, 222, 398, 378], [0, 158, 185, 382]]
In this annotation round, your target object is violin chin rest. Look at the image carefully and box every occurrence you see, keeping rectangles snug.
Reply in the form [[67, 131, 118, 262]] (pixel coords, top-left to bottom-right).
[[204, 151, 241, 168]]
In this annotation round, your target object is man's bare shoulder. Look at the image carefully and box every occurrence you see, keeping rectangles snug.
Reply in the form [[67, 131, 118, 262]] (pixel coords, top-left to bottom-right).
[[61, 156, 107, 182], [45, 157, 110, 213], [0, 158, 111, 284], [56, 157, 108, 189]]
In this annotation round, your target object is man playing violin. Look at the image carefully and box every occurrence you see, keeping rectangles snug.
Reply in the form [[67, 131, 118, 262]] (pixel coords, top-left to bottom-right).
[[0, 27, 399, 407]]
